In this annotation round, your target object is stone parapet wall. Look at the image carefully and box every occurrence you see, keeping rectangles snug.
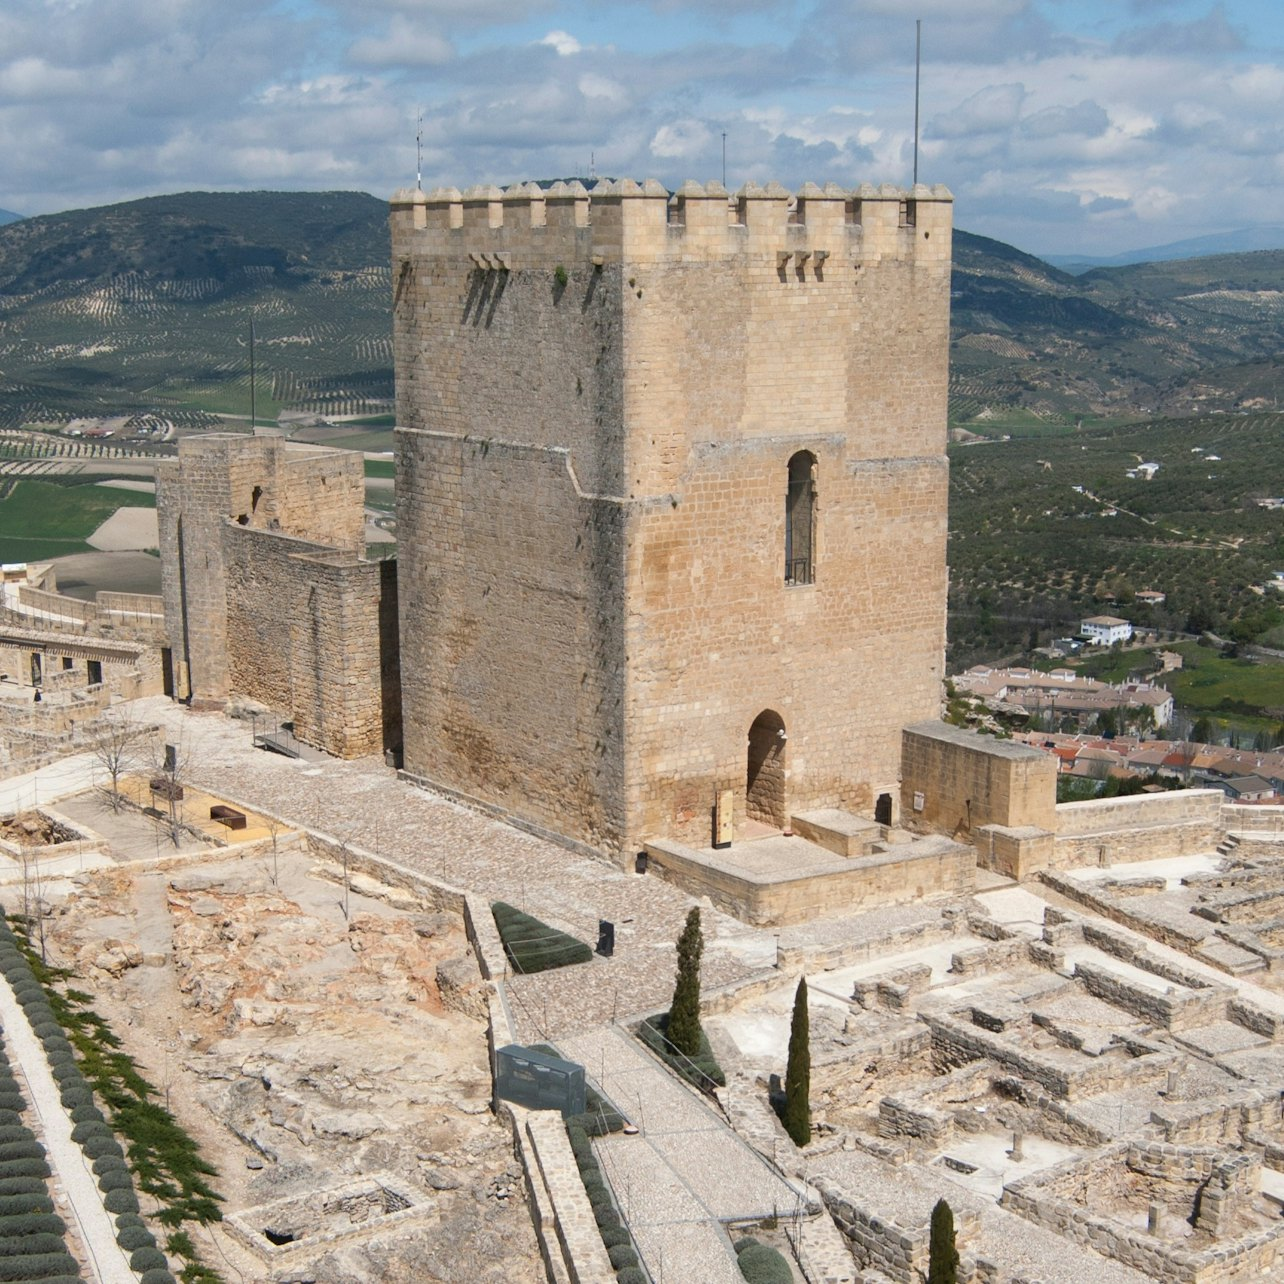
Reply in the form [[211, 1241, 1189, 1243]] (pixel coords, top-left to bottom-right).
[[1222, 803, 1284, 835], [1053, 790, 1224, 868]]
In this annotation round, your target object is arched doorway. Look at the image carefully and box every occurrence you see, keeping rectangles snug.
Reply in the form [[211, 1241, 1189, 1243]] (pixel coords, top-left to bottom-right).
[[746, 710, 787, 829]]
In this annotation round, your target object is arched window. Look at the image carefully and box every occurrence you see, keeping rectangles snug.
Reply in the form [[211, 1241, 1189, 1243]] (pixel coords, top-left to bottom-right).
[[785, 451, 816, 585]]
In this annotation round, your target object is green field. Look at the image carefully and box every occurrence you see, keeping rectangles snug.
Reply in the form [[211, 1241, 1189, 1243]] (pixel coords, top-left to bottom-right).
[[363, 459, 395, 478], [1160, 642, 1284, 722], [0, 479, 155, 563]]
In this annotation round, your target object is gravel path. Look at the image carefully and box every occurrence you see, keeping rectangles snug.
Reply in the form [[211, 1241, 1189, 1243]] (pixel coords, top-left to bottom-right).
[[0, 975, 138, 1284]]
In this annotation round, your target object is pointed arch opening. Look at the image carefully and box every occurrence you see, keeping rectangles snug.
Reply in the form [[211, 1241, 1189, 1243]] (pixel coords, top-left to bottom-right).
[[785, 451, 816, 585], [746, 709, 787, 829]]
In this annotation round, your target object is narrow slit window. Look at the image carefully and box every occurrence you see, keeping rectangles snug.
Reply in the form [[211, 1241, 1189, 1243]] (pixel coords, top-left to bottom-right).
[[785, 451, 817, 586]]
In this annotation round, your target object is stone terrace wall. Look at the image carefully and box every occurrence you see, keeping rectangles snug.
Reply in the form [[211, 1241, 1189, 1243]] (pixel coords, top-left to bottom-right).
[[1053, 790, 1223, 868]]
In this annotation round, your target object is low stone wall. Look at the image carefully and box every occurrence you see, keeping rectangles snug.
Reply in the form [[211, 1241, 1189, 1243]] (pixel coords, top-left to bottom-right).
[[816, 1175, 980, 1283], [1073, 961, 1228, 1032], [923, 1010, 1170, 1102], [643, 835, 975, 927], [1222, 803, 1284, 836], [1001, 1146, 1284, 1284], [1053, 790, 1224, 869]]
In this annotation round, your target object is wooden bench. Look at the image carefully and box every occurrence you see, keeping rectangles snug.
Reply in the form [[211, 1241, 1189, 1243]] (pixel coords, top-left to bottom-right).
[[209, 805, 246, 831]]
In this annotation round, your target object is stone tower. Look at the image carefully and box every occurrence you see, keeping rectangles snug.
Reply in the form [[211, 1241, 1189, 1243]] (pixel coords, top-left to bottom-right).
[[390, 178, 952, 861]]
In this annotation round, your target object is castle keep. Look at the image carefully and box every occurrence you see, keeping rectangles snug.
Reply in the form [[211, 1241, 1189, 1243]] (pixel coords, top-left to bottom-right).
[[390, 178, 953, 861]]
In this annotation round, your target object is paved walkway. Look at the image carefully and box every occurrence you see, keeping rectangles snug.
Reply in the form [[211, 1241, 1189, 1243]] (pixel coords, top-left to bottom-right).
[[557, 1027, 807, 1284], [0, 975, 137, 1284]]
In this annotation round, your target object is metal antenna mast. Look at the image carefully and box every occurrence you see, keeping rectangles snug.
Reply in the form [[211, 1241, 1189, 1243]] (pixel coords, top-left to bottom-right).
[[416, 111, 423, 190], [913, 19, 922, 185], [249, 317, 256, 431], [722, 132, 727, 189]]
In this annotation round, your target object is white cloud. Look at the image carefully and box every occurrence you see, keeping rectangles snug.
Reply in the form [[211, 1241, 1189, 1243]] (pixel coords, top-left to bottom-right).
[[349, 18, 454, 68], [650, 120, 712, 160], [539, 30, 582, 56]]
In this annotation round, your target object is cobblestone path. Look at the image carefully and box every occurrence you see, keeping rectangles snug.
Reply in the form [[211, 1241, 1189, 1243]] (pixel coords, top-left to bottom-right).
[[557, 1026, 807, 1284]]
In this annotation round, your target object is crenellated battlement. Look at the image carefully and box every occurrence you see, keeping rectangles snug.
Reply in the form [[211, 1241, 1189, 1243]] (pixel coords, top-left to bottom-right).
[[390, 177, 952, 267]]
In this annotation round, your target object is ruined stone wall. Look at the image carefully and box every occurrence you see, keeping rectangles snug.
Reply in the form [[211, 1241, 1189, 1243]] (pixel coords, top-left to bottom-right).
[[901, 722, 1057, 839], [223, 524, 396, 759], [391, 180, 952, 858]]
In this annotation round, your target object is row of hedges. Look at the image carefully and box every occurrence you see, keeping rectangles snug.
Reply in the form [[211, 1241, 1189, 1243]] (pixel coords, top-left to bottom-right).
[[565, 1121, 645, 1284], [528, 1045, 627, 1137], [0, 1020, 80, 1281], [1, 911, 211, 1284], [637, 1013, 725, 1090], [491, 903, 593, 974]]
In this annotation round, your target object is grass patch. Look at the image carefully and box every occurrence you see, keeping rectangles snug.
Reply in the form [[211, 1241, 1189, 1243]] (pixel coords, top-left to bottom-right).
[[363, 459, 395, 479], [0, 479, 155, 562], [1161, 642, 1284, 720], [491, 903, 593, 975]]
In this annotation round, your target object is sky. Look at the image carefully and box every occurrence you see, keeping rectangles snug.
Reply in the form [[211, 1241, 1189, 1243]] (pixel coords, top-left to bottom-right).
[[2, 0, 1282, 256]]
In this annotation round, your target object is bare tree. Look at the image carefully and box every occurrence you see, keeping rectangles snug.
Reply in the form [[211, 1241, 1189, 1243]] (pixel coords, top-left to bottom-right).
[[91, 715, 151, 812], [150, 733, 192, 848]]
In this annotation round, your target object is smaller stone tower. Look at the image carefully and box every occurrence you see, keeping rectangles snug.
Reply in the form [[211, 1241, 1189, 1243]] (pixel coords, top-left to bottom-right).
[[157, 434, 400, 758]]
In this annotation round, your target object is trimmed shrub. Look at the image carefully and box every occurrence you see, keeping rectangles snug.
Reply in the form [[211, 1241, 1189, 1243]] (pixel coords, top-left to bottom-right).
[[70, 1104, 105, 1125], [103, 1188, 139, 1215], [582, 1176, 608, 1203], [0, 1094, 27, 1114], [599, 1225, 631, 1249], [0, 1140, 47, 1162], [129, 1247, 169, 1273], [93, 1154, 127, 1177], [82, 1135, 124, 1161], [50, 1064, 81, 1085], [0, 1213, 65, 1238], [593, 1205, 620, 1232], [57, 1086, 92, 1109], [139, 1272, 178, 1284], [0, 1177, 46, 1199], [608, 1244, 638, 1271], [71, 1120, 112, 1144], [0, 1114, 21, 1130], [0, 1158, 50, 1180], [734, 1237, 758, 1254], [0, 1194, 54, 1218], [113, 1212, 145, 1231], [0, 1128, 35, 1146], [491, 902, 592, 974], [116, 1224, 156, 1251], [615, 1270, 647, 1284], [0, 1234, 71, 1259], [43, 1045, 75, 1066], [97, 1169, 134, 1193], [735, 1241, 793, 1284], [0, 1255, 81, 1280]]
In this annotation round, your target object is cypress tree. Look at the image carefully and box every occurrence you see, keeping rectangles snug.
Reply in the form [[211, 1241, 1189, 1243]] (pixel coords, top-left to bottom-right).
[[928, 1198, 959, 1284], [782, 976, 811, 1147], [666, 908, 704, 1059]]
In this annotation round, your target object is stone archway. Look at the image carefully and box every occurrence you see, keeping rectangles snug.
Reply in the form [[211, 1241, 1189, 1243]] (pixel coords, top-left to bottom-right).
[[746, 710, 787, 829]]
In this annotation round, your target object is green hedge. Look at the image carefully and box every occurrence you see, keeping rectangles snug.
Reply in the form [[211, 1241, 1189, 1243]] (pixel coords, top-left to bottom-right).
[[734, 1239, 793, 1284], [0, 1178, 46, 1199], [117, 1224, 156, 1251], [615, 1270, 647, 1284], [638, 1013, 725, 1088], [98, 1169, 133, 1193], [0, 1195, 54, 1219], [593, 1205, 620, 1232], [0, 1254, 81, 1280], [491, 903, 592, 974], [0, 1158, 51, 1180], [0, 1235, 72, 1259], [130, 1247, 169, 1272], [139, 1271, 178, 1284], [608, 1243, 638, 1271], [104, 1188, 140, 1215]]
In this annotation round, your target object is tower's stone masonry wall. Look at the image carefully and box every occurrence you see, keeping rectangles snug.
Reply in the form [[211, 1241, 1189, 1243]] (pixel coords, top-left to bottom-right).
[[396, 431, 627, 852], [391, 179, 953, 858]]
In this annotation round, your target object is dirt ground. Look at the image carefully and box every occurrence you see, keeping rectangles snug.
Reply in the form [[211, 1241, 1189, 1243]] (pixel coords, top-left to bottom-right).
[[10, 835, 547, 1284], [44, 550, 163, 600]]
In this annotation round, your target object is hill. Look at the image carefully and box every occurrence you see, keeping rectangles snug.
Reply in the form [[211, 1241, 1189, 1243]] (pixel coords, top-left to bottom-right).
[[947, 411, 1284, 669], [0, 191, 392, 428], [1047, 226, 1284, 273], [0, 209, 21, 226], [0, 190, 1282, 430]]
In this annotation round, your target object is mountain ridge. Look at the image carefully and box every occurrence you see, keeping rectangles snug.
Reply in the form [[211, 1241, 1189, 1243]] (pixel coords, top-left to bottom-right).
[[0, 190, 1281, 429]]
